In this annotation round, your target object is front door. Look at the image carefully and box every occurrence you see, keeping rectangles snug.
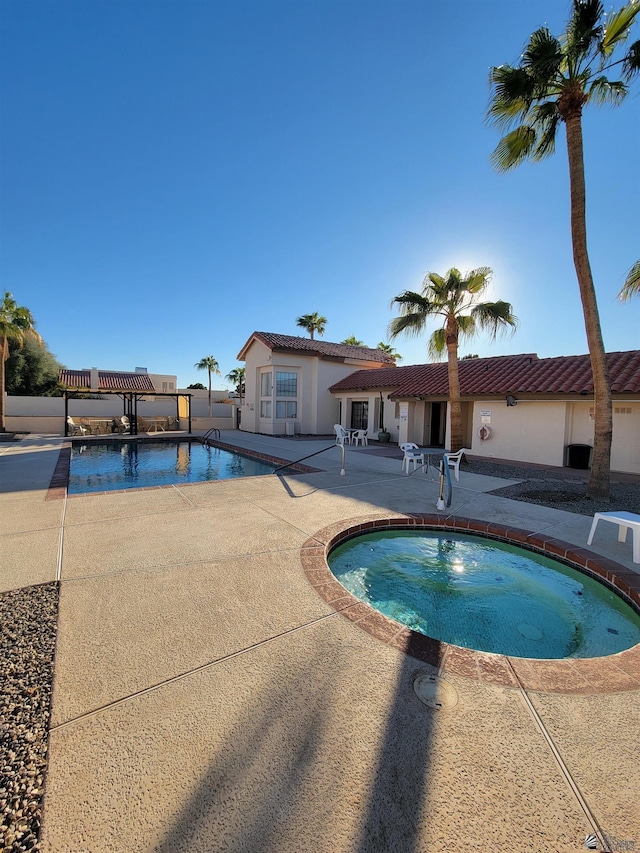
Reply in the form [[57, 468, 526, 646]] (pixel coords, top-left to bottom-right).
[[351, 401, 368, 431], [430, 402, 446, 446]]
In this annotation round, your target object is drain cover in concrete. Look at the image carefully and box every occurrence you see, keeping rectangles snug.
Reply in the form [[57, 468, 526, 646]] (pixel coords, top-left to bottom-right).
[[413, 674, 458, 710], [518, 623, 543, 640]]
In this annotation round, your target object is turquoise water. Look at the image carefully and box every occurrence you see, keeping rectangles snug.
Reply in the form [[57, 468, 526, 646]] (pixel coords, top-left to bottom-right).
[[69, 440, 277, 494], [328, 531, 640, 659]]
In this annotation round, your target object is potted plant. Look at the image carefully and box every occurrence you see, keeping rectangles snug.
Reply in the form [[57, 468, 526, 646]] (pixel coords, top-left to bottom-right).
[[377, 392, 390, 443]]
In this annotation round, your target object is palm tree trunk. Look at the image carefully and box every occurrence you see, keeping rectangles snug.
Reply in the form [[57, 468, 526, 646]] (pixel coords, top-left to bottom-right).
[[565, 114, 612, 500], [0, 336, 7, 432], [208, 371, 212, 418], [446, 320, 463, 452]]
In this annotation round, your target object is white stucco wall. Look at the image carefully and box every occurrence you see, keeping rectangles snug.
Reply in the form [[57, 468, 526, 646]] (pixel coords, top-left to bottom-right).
[[4, 394, 231, 435], [469, 400, 569, 466], [240, 339, 394, 435]]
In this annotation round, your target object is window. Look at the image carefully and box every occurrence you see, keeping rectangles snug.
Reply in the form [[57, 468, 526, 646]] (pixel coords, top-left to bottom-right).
[[275, 372, 297, 396], [260, 401, 272, 418], [260, 372, 273, 397], [276, 401, 297, 419]]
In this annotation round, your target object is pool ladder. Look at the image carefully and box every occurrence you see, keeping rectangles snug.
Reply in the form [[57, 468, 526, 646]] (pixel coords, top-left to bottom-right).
[[202, 428, 220, 447]]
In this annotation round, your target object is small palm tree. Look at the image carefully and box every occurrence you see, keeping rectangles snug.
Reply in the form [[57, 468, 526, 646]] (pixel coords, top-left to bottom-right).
[[296, 312, 327, 340], [376, 342, 402, 362], [194, 356, 221, 417], [1, 292, 42, 432], [341, 336, 365, 346], [487, 0, 640, 499], [618, 260, 640, 301], [226, 366, 246, 406], [389, 267, 517, 453]]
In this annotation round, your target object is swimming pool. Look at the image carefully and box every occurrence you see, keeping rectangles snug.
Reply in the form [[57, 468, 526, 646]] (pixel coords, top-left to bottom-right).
[[328, 530, 640, 659], [68, 439, 279, 493]]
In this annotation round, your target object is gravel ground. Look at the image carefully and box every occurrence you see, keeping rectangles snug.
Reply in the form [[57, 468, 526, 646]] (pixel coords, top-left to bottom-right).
[[465, 458, 640, 517], [0, 584, 58, 852], [0, 460, 638, 851]]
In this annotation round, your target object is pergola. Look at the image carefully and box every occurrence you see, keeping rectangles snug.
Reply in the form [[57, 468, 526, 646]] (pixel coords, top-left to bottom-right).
[[63, 390, 192, 436]]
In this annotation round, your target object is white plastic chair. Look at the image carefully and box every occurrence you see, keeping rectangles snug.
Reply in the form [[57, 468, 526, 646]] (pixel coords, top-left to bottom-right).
[[334, 424, 349, 445], [444, 448, 469, 481], [67, 416, 88, 436], [400, 442, 425, 473], [352, 429, 368, 446]]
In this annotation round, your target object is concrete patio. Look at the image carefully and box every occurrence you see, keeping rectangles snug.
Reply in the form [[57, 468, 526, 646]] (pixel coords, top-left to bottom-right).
[[1, 431, 638, 853]]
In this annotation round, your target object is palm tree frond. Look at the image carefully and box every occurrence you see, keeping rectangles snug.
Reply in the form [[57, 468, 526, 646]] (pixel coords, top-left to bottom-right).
[[388, 311, 429, 340], [490, 125, 537, 171], [618, 259, 640, 300], [588, 75, 628, 103], [622, 39, 640, 79], [532, 106, 561, 158], [462, 267, 493, 295], [566, 0, 604, 61], [523, 27, 564, 78], [390, 290, 433, 314], [427, 328, 446, 360], [455, 314, 476, 338], [487, 65, 535, 128], [601, 2, 640, 58], [470, 301, 519, 339]]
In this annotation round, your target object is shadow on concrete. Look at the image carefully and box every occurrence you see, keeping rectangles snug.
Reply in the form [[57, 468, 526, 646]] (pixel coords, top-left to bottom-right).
[[152, 631, 442, 853]]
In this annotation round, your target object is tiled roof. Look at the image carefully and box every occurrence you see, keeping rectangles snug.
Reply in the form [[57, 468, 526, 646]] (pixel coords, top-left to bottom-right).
[[237, 332, 397, 365], [329, 351, 640, 396], [58, 370, 156, 392], [58, 370, 91, 389]]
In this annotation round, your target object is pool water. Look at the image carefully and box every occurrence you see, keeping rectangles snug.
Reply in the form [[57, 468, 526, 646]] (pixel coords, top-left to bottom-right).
[[328, 531, 640, 659], [68, 440, 277, 493]]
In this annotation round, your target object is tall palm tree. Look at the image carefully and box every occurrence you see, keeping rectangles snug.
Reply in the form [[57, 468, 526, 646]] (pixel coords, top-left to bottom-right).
[[376, 342, 402, 362], [1, 292, 42, 432], [341, 335, 365, 346], [487, 0, 640, 500], [226, 366, 246, 406], [618, 260, 640, 301], [296, 312, 327, 340], [389, 267, 517, 453], [194, 355, 221, 417]]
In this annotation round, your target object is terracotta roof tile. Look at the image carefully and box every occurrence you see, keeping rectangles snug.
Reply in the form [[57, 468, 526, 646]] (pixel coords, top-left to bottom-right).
[[58, 370, 91, 389], [329, 351, 640, 396], [98, 372, 156, 391], [238, 332, 396, 364], [58, 370, 156, 392]]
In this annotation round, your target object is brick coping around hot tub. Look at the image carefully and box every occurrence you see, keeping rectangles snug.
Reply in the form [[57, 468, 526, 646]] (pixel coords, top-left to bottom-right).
[[46, 439, 319, 499], [300, 514, 640, 695]]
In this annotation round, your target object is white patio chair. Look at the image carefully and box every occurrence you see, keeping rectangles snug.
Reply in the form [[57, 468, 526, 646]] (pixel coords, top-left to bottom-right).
[[443, 448, 469, 481], [400, 442, 425, 474], [334, 424, 350, 445], [352, 429, 368, 446], [67, 416, 88, 436]]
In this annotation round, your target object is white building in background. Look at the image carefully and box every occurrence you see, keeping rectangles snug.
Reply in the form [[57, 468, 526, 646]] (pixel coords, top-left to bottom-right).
[[236, 332, 395, 436]]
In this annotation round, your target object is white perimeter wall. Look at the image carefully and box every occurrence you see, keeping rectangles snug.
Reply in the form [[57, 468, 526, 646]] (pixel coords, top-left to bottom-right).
[[4, 394, 233, 435]]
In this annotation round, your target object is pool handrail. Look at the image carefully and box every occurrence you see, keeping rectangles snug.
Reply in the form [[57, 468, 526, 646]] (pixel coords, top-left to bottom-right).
[[202, 428, 221, 446], [272, 442, 346, 476]]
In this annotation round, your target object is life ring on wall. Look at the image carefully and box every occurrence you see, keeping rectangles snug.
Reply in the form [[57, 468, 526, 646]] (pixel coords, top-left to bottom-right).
[[478, 425, 492, 441]]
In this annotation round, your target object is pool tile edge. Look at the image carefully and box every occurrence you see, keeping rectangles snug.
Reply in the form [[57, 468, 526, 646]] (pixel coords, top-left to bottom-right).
[[301, 514, 640, 695]]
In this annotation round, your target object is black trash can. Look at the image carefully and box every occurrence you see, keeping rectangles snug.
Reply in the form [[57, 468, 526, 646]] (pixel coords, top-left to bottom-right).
[[566, 443, 592, 469]]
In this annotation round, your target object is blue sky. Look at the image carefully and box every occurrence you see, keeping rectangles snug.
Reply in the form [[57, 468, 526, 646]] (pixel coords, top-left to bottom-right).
[[1, 0, 638, 390]]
